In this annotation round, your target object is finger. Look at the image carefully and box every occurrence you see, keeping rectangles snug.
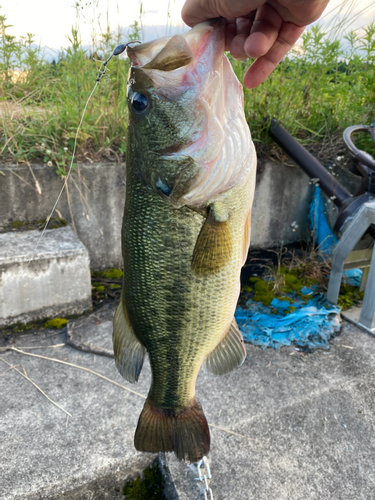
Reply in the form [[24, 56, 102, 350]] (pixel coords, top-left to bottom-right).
[[236, 16, 253, 36], [181, 0, 213, 27], [225, 22, 237, 51], [245, 4, 282, 58], [182, 0, 265, 27], [230, 16, 256, 58], [240, 12, 258, 20], [267, 0, 330, 26], [243, 22, 305, 88], [230, 34, 250, 60]]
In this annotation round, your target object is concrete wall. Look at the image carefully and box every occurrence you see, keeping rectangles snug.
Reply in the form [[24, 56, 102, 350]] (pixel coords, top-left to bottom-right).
[[0, 160, 313, 270], [0, 162, 126, 270], [251, 159, 312, 247]]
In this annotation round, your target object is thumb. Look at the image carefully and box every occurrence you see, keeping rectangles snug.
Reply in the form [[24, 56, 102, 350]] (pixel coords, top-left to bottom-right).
[[182, 0, 217, 27], [182, 0, 267, 27]]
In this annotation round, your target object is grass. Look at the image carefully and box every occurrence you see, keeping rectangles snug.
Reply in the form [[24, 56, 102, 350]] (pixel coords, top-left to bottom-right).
[[0, 5, 374, 175], [232, 22, 375, 153], [0, 6, 133, 174]]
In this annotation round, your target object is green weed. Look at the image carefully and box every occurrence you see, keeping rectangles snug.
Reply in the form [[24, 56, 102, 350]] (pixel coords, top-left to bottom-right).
[[0, 5, 374, 169], [44, 318, 68, 329], [232, 22, 375, 151], [123, 462, 166, 500], [0, 5, 132, 171], [337, 284, 365, 310]]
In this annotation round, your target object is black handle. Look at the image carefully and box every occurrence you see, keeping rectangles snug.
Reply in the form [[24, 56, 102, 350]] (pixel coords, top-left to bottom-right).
[[343, 125, 375, 172], [267, 118, 352, 209]]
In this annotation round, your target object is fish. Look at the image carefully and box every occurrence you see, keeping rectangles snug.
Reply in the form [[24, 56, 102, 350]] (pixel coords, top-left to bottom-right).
[[112, 19, 257, 463]]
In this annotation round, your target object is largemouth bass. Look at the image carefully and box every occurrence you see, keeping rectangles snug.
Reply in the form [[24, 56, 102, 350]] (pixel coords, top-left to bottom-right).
[[113, 19, 257, 463]]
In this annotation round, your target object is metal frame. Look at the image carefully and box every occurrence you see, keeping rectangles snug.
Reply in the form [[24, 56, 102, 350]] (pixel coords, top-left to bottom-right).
[[327, 201, 375, 334]]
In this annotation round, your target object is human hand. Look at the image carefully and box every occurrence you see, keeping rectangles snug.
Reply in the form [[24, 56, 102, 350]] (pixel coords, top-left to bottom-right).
[[181, 0, 330, 88]]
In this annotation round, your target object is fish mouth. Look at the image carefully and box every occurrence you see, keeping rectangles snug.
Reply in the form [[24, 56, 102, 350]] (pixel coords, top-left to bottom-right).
[[126, 20, 254, 209], [127, 19, 225, 82]]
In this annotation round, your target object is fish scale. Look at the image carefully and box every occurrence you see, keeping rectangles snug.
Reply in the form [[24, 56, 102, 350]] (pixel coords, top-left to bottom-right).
[[123, 169, 207, 408]]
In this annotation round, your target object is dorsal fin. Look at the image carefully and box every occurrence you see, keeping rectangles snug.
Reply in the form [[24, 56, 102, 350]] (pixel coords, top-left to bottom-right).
[[143, 35, 193, 71]]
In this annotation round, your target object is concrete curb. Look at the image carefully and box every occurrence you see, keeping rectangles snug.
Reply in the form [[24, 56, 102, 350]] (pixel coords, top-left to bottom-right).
[[0, 226, 92, 326]]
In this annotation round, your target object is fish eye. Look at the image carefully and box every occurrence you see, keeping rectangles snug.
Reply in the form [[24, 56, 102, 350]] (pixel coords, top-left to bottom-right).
[[131, 92, 149, 114]]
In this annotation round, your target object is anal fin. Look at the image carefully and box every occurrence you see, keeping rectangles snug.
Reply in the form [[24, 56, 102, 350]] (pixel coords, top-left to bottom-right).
[[192, 204, 232, 275], [203, 318, 246, 376], [113, 296, 146, 383]]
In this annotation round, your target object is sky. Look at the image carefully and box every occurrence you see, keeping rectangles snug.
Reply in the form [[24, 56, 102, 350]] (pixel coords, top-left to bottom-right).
[[2, 0, 375, 52]]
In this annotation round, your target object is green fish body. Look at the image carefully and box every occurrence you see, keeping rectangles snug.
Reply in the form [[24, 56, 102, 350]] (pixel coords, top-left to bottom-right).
[[113, 20, 257, 463]]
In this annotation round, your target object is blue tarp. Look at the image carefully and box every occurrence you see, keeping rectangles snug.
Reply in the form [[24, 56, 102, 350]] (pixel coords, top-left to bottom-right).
[[309, 186, 362, 285], [235, 295, 341, 351], [236, 186, 351, 351], [308, 185, 338, 254]]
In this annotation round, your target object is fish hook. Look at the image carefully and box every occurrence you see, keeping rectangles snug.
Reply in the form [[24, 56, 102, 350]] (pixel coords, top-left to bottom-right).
[[96, 41, 141, 83]]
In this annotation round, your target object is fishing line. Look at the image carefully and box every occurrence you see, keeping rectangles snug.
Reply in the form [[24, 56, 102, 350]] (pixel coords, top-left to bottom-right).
[[18, 42, 139, 282]]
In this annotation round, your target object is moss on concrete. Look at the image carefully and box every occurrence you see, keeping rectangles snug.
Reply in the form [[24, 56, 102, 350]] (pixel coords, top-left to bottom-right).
[[44, 318, 68, 329], [91, 268, 123, 306], [243, 265, 320, 308], [338, 284, 364, 310], [4, 322, 42, 333], [243, 259, 364, 311], [11, 220, 28, 228], [123, 462, 166, 500], [102, 268, 123, 279], [6, 218, 68, 232]]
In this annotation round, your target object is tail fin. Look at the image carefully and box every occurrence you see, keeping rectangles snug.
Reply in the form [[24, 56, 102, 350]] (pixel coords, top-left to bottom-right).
[[134, 397, 210, 463]]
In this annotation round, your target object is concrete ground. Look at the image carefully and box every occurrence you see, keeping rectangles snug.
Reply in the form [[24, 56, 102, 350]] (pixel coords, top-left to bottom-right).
[[1, 302, 375, 500]]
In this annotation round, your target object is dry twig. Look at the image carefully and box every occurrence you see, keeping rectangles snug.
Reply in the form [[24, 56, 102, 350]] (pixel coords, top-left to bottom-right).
[[10, 347, 146, 399], [0, 357, 72, 417], [0, 364, 20, 376], [7, 348, 256, 442], [0, 343, 65, 353], [208, 422, 251, 441]]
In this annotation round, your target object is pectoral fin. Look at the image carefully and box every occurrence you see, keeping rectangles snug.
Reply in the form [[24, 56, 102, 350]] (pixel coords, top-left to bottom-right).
[[192, 203, 232, 275], [113, 297, 146, 383], [203, 318, 246, 376]]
